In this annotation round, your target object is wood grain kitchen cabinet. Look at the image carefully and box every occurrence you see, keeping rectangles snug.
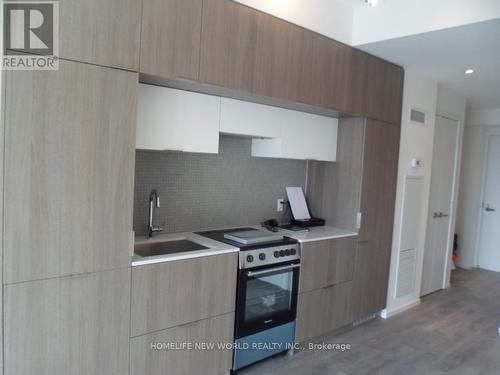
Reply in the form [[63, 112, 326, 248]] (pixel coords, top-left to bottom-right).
[[299, 237, 356, 294], [252, 14, 314, 105], [59, 0, 141, 69], [200, 0, 259, 93], [200, 0, 314, 105], [140, 0, 203, 80], [352, 120, 400, 320], [306, 118, 365, 232], [130, 253, 237, 337], [364, 55, 404, 125], [311, 35, 366, 115], [4, 60, 137, 284], [131, 313, 234, 375], [4, 269, 131, 375], [295, 282, 353, 343]]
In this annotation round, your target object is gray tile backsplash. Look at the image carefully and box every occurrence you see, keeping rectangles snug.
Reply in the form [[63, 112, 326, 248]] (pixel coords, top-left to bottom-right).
[[134, 135, 307, 235]]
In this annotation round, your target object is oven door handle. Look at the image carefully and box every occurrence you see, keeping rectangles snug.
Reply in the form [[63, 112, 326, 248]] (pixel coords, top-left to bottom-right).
[[245, 263, 300, 277]]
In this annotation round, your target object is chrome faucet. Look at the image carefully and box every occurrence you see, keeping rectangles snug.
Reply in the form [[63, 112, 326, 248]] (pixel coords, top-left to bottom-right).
[[147, 189, 163, 239]]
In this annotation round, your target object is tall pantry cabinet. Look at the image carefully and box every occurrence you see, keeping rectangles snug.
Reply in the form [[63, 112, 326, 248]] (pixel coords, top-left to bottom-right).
[[1, 0, 141, 372]]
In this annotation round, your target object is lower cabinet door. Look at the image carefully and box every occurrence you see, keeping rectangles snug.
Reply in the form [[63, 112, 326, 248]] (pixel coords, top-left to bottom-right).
[[4, 268, 131, 375], [295, 282, 353, 343], [299, 237, 356, 293], [130, 253, 237, 337], [130, 313, 234, 375]]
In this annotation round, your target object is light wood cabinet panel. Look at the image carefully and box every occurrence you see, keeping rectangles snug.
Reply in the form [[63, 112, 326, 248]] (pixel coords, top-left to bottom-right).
[[311, 35, 366, 115], [4, 60, 137, 284], [200, 0, 259, 92], [306, 118, 365, 232], [140, 0, 203, 80], [131, 313, 234, 375], [0, 69, 4, 372], [59, 0, 141, 69], [253, 15, 314, 105], [4, 269, 131, 375], [299, 237, 356, 293], [131, 253, 237, 337], [364, 55, 404, 125], [352, 120, 400, 320], [295, 282, 353, 343]]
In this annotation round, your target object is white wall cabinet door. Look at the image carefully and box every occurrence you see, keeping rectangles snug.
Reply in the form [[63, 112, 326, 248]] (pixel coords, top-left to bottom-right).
[[252, 110, 338, 162], [136, 84, 220, 153], [220, 97, 282, 138]]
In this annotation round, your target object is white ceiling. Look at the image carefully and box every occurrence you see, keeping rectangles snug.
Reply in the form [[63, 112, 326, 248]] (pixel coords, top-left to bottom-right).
[[357, 19, 500, 109], [335, 0, 368, 9]]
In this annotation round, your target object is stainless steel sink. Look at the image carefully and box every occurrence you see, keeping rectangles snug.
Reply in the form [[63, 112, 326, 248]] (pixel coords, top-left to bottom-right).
[[134, 239, 209, 257]]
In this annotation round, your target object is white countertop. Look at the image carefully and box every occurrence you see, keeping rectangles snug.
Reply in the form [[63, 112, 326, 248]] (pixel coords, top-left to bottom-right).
[[132, 225, 357, 266], [132, 232, 238, 266], [277, 226, 358, 243]]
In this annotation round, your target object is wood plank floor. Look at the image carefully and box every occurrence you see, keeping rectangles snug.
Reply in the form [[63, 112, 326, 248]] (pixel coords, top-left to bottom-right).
[[240, 268, 500, 375]]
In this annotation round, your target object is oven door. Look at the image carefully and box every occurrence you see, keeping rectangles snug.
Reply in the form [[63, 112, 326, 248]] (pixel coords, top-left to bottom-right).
[[235, 261, 300, 339]]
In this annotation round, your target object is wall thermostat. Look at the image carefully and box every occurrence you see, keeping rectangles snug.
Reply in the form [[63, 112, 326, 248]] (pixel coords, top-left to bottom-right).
[[411, 158, 422, 168]]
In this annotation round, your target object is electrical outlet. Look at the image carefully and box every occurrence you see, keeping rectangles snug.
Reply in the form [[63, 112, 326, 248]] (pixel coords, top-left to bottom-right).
[[277, 199, 285, 212]]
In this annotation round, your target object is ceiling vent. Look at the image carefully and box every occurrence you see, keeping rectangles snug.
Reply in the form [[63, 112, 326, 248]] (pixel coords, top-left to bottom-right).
[[409, 107, 427, 126]]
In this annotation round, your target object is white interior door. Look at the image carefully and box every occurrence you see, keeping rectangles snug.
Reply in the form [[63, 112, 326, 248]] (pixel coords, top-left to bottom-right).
[[478, 135, 500, 272], [421, 116, 459, 296]]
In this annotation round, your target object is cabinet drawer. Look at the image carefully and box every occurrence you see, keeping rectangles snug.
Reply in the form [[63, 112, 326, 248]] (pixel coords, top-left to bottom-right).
[[131, 253, 237, 337], [130, 313, 234, 375], [295, 282, 353, 343], [299, 237, 356, 293]]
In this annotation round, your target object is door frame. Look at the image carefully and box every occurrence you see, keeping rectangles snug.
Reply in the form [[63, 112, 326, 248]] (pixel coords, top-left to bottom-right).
[[424, 114, 462, 293], [438, 115, 462, 290], [474, 127, 500, 268]]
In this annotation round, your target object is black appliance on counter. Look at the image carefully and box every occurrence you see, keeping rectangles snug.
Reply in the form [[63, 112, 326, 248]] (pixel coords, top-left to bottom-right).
[[196, 227, 300, 371]]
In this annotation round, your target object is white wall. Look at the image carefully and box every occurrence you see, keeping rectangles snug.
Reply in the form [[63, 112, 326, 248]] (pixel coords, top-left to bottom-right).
[[456, 109, 500, 269], [233, 0, 354, 44], [352, 0, 500, 46], [382, 72, 438, 318], [382, 76, 467, 318]]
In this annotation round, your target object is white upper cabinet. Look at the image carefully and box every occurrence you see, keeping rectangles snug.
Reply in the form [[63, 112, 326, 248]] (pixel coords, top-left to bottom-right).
[[252, 110, 338, 162], [136, 84, 337, 160], [219, 98, 281, 138], [136, 84, 220, 153]]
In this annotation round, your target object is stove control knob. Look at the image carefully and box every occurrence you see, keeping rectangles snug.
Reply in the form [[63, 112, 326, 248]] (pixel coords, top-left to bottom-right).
[[291, 248, 297, 255], [259, 253, 266, 261], [285, 249, 291, 256], [279, 250, 285, 257], [246, 255, 254, 263], [274, 251, 280, 258]]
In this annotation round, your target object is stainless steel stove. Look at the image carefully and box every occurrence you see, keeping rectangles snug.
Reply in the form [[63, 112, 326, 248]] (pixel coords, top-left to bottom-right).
[[197, 227, 300, 371]]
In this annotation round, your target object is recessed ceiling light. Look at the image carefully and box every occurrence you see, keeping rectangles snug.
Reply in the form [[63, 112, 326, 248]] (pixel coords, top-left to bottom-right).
[[465, 69, 475, 75], [364, 0, 379, 6]]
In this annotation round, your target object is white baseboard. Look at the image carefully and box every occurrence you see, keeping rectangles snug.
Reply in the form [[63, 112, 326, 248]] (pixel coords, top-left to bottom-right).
[[379, 299, 420, 319]]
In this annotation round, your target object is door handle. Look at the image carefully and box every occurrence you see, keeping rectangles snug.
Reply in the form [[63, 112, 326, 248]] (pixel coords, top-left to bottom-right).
[[245, 263, 300, 277], [433, 212, 450, 218], [485, 204, 496, 212]]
